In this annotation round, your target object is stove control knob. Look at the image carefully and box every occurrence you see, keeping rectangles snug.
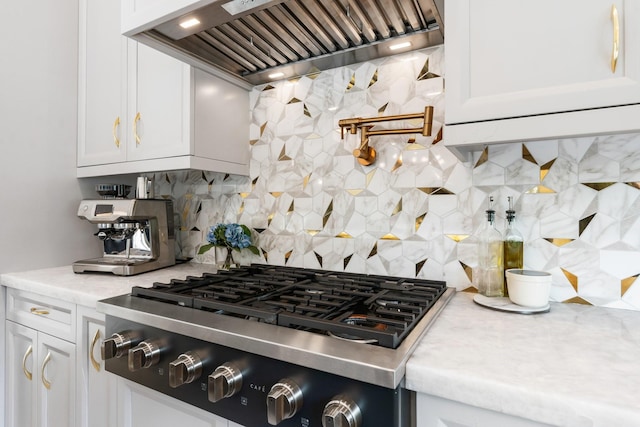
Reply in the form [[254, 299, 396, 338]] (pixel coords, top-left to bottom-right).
[[169, 351, 203, 388], [322, 395, 362, 427], [208, 363, 243, 402], [101, 331, 140, 360], [266, 379, 303, 425], [128, 340, 162, 371]]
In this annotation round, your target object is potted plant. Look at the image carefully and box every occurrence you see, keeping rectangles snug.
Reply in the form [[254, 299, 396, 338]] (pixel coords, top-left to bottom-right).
[[198, 223, 259, 269]]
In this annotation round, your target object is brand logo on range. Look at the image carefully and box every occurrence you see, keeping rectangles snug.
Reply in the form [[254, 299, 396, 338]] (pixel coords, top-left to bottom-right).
[[250, 383, 266, 393]]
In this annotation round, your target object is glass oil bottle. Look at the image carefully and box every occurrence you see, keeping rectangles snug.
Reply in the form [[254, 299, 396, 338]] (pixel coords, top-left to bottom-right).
[[503, 196, 524, 296], [476, 196, 504, 297]]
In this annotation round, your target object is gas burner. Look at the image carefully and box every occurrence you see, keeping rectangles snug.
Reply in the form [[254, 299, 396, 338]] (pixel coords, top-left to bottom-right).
[[327, 314, 390, 344]]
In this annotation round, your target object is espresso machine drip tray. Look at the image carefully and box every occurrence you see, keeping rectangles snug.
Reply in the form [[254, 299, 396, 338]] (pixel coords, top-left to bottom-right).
[[73, 257, 158, 276]]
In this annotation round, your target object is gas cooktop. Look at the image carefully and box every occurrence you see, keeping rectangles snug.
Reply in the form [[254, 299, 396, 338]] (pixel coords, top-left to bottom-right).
[[130, 264, 448, 349]]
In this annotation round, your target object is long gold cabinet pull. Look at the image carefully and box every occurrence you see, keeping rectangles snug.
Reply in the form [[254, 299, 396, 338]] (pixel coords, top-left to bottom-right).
[[90, 329, 101, 372], [113, 117, 121, 148], [611, 4, 619, 73], [30, 307, 50, 316], [22, 345, 33, 381], [133, 112, 142, 145], [41, 351, 52, 390]]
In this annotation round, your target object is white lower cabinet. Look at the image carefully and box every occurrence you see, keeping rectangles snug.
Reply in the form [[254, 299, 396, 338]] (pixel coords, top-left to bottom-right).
[[76, 306, 116, 427], [116, 378, 229, 427], [416, 393, 553, 427], [5, 321, 76, 427]]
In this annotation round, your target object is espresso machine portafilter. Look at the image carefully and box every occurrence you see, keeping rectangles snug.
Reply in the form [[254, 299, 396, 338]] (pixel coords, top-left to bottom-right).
[[73, 198, 176, 276]]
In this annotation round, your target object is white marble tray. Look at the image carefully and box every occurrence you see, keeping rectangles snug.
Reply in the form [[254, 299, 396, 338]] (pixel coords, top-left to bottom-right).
[[473, 294, 550, 314]]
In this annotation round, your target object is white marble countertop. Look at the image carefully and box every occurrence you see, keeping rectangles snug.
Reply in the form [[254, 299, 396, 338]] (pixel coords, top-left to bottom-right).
[[0, 262, 218, 308], [406, 292, 640, 427]]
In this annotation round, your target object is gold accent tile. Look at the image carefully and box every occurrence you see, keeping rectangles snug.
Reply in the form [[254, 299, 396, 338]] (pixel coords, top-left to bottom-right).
[[288, 97, 302, 104], [381, 234, 399, 240], [418, 187, 438, 195], [346, 189, 363, 195], [416, 259, 426, 276], [563, 296, 592, 305], [583, 182, 615, 191], [239, 192, 250, 199], [415, 213, 426, 231], [304, 104, 311, 118], [522, 145, 537, 164], [544, 238, 574, 247], [323, 200, 333, 228], [392, 200, 402, 215], [306, 230, 320, 236], [314, 251, 323, 267], [249, 139, 259, 146], [461, 261, 473, 282], [303, 174, 311, 189], [525, 185, 556, 194], [540, 159, 555, 181], [288, 76, 301, 84], [336, 232, 352, 238], [418, 58, 440, 80], [378, 103, 388, 114], [561, 268, 578, 291], [344, 254, 352, 270], [238, 202, 244, 214], [579, 213, 596, 236], [475, 147, 489, 168], [622, 275, 638, 296], [262, 85, 275, 91], [368, 70, 378, 88], [252, 177, 259, 186], [260, 122, 267, 136], [405, 142, 426, 150], [368, 243, 378, 258], [625, 182, 640, 190], [446, 234, 470, 243], [346, 74, 356, 91], [285, 250, 292, 263], [270, 192, 283, 198], [263, 250, 269, 262], [267, 213, 274, 227], [391, 156, 403, 172], [287, 201, 294, 214], [433, 188, 454, 195], [278, 146, 291, 161], [366, 170, 376, 187]]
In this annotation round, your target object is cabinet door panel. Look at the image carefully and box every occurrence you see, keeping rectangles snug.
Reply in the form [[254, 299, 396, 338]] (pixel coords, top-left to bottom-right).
[[5, 321, 38, 427], [38, 333, 76, 427], [127, 43, 192, 162], [446, 0, 640, 123], [78, 0, 128, 166]]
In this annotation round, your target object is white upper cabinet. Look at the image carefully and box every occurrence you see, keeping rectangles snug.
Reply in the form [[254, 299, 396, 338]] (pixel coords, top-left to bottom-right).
[[77, 0, 250, 177], [444, 0, 640, 149]]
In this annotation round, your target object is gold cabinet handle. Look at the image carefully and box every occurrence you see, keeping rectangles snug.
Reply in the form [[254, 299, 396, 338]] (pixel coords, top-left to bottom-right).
[[113, 117, 121, 148], [133, 112, 141, 145], [90, 329, 101, 372], [611, 4, 619, 73], [30, 307, 50, 316], [22, 345, 33, 381], [41, 351, 52, 390]]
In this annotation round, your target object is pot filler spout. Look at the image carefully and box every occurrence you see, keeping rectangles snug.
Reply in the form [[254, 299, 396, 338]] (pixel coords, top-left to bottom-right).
[[124, 0, 444, 86]]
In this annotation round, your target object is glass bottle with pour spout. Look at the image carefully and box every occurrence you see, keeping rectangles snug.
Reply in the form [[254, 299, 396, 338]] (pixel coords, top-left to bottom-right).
[[503, 196, 524, 296], [476, 196, 504, 297]]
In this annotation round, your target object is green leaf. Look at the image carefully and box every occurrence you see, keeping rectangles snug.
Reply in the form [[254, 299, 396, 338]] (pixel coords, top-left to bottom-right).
[[247, 245, 260, 255], [197, 243, 214, 255]]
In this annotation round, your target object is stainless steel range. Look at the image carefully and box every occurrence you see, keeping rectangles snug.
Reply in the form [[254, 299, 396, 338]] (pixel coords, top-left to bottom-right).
[[97, 264, 454, 427]]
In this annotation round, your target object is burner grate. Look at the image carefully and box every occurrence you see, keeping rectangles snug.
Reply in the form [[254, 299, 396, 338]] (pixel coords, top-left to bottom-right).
[[130, 264, 448, 348]]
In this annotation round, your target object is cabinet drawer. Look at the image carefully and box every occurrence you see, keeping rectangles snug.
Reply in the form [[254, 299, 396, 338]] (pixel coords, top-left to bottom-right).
[[6, 288, 76, 342]]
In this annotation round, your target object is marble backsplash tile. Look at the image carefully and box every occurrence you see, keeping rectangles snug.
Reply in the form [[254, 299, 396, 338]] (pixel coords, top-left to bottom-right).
[[152, 46, 640, 311]]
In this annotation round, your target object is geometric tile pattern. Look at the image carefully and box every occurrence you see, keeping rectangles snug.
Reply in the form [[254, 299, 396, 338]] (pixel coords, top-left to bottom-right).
[[151, 45, 640, 311]]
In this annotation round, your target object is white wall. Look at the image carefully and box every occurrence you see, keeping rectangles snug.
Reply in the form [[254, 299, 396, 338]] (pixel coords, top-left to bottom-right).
[[0, 0, 100, 273]]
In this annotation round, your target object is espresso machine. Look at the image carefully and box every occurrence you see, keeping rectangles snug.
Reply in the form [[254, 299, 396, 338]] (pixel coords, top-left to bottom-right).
[[73, 183, 176, 276]]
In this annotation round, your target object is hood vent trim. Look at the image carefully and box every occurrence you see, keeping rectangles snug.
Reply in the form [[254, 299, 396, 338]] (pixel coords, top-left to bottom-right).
[[132, 0, 444, 86]]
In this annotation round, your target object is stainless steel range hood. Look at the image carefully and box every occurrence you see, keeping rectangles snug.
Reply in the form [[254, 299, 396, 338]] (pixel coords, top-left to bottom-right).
[[124, 0, 444, 88]]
